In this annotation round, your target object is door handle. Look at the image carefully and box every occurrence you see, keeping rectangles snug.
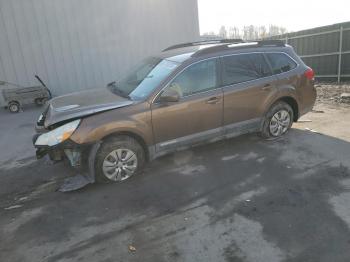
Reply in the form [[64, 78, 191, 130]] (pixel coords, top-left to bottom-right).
[[261, 84, 272, 91], [206, 96, 220, 104]]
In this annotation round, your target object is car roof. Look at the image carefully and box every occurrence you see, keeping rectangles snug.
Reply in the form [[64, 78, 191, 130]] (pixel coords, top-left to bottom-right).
[[159, 45, 212, 62], [159, 40, 289, 63]]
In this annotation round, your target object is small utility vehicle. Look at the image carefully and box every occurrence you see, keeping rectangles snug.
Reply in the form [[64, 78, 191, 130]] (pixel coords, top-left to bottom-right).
[[0, 75, 51, 113]]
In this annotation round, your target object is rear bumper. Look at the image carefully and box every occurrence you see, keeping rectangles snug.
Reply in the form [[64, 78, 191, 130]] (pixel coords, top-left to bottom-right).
[[300, 83, 317, 117]]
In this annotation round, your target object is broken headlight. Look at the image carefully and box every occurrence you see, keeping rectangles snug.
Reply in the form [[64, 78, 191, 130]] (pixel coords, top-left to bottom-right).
[[35, 119, 81, 146]]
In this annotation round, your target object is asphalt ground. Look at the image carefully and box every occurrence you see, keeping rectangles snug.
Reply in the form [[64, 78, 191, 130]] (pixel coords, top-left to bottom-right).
[[0, 103, 350, 262]]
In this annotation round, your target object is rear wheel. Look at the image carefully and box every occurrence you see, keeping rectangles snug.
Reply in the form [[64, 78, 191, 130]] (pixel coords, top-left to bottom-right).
[[260, 101, 293, 138], [95, 136, 146, 183], [8, 101, 20, 113]]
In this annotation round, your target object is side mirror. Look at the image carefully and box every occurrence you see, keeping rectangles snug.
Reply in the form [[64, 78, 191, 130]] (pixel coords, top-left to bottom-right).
[[159, 88, 180, 103]]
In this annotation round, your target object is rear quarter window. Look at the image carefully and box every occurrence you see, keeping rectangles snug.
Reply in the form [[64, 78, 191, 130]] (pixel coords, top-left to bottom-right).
[[266, 53, 297, 74]]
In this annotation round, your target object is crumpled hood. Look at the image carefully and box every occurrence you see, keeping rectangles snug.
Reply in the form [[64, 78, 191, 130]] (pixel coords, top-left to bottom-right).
[[44, 88, 133, 127]]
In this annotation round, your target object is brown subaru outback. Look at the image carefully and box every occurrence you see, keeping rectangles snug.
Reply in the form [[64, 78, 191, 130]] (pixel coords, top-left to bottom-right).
[[33, 40, 316, 183]]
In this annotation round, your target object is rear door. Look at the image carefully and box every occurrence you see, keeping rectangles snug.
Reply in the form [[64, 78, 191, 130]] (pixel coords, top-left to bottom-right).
[[220, 53, 279, 136], [265, 52, 304, 105]]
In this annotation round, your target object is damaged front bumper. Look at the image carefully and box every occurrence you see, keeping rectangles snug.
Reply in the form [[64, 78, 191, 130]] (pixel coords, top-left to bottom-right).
[[33, 134, 101, 191], [33, 134, 89, 167]]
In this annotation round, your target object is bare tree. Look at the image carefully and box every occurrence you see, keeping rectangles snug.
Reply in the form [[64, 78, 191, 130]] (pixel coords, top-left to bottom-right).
[[242, 25, 259, 40], [228, 26, 241, 39], [259, 26, 267, 39], [268, 25, 287, 37], [201, 25, 288, 40], [279, 27, 287, 35], [219, 26, 227, 38], [242, 26, 249, 40]]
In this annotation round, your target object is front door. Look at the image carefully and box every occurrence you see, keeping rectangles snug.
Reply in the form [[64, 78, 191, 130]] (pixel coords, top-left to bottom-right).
[[151, 58, 223, 152]]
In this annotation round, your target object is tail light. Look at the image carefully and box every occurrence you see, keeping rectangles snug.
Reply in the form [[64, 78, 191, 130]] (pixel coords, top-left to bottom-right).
[[304, 68, 315, 80]]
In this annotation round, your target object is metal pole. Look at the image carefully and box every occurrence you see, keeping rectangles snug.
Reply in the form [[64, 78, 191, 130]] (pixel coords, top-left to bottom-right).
[[337, 26, 343, 83], [285, 37, 288, 44]]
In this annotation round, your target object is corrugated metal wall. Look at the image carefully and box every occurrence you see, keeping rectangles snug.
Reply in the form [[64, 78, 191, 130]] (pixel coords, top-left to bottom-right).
[[265, 21, 350, 81], [0, 0, 200, 95]]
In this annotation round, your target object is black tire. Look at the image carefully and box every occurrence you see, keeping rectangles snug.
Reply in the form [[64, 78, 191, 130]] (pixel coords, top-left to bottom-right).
[[95, 135, 146, 183], [8, 101, 20, 113], [260, 101, 294, 139]]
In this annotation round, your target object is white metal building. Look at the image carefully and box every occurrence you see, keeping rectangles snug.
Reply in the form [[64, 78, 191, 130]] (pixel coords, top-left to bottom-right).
[[0, 0, 199, 95]]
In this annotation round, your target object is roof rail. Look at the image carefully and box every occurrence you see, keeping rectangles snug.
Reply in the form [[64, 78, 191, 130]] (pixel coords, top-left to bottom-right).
[[256, 40, 285, 47], [192, 44, 233, 57], [191, 39, 286, 57], [162, 39, 244, 52]]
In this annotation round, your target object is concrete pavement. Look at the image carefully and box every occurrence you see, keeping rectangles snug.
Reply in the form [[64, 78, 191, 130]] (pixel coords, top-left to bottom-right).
[[1, 104, 350, 262]]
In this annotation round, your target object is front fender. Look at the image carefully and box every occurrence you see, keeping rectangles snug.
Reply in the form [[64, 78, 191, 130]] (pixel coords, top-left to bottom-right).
[[70, 103, 153, 146]]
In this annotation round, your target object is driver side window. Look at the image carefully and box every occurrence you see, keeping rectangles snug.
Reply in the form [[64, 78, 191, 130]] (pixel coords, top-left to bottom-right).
[[167, 59, 217, 98]]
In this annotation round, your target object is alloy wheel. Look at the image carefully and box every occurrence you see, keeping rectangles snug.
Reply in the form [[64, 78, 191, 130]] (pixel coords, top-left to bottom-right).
[[102, 148, 138, 181], [269, 109, 291, 136]]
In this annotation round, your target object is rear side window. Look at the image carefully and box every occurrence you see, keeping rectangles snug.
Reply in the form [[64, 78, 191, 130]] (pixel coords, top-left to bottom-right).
[[266, 53, 297, 74], [221, 53, 272, 86]]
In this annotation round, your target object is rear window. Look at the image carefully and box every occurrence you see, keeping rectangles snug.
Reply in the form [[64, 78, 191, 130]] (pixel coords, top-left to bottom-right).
[[266, 53, 297, 74], [221, 53, 272, 86]]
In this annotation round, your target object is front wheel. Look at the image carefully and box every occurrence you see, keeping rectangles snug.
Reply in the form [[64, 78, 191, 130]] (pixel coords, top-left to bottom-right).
[[260, 101, 294, 138], [95, 136, 146, 183]]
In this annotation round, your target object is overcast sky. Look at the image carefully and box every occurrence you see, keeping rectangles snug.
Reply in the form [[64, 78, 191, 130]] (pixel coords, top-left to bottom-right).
[[198, 0, 350, 34]]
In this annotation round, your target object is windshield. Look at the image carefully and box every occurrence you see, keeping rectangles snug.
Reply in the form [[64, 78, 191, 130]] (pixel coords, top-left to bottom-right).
[[108, 57, 180, 100]]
